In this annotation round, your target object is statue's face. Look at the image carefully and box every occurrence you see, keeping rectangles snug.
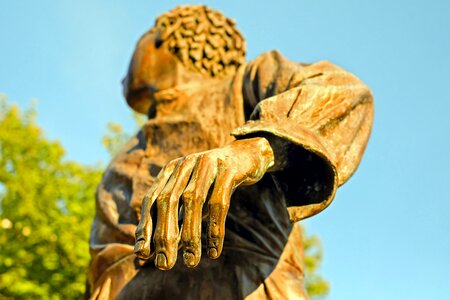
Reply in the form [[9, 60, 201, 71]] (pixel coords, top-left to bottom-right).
[[123, 30, 180, 114]]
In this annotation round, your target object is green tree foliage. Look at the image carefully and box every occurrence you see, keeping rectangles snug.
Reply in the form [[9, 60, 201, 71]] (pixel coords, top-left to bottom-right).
[[303, 226, 330, 298], [102, 112, 146, 157], [102, 122, 130, 158], [0, 98, 102, 299]]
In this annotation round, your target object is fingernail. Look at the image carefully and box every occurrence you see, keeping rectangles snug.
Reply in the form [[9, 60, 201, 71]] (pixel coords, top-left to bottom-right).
[[155, 253, 168, 269], [183, 252, 196, 268], [208, 248, 218, 259]]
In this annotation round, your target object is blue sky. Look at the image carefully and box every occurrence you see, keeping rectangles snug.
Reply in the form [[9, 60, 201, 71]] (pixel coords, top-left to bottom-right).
[[1, 1, 450, 299]]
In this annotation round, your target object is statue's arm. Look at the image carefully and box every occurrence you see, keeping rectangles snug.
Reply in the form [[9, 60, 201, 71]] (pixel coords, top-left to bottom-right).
[[235, 50, 374, 221]]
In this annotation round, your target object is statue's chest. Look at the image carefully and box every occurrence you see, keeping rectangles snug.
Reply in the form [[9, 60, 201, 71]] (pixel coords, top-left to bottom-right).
[[143, 118, 222, 165], [142, 80, 245, 164]]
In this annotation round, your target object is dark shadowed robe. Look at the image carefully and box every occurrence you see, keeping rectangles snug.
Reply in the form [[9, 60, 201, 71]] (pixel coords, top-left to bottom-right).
[[86, 51, 373, 299]]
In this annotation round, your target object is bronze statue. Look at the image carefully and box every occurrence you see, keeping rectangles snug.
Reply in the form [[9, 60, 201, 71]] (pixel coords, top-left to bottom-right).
[[86, 5, 373, 299]]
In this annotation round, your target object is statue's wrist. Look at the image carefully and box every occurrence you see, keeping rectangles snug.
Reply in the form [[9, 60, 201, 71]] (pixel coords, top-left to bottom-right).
[[237, 135, 290, 172], [252, 137, 276, 172], [258, 135, 291, 172]]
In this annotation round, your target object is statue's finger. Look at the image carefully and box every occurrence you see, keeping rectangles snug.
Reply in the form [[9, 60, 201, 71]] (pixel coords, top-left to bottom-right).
[[134, 159, 180, 259], [181, 154, 218, 268], [207, 168, 235, 259], [154, 156, 197, 270]]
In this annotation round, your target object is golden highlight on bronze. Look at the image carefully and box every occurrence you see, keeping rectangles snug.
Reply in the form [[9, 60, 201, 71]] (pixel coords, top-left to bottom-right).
[[86, 4, 373, 299]]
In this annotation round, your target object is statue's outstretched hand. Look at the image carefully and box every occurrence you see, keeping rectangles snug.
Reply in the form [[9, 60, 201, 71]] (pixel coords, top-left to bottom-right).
[[134, 137, 275, 270]]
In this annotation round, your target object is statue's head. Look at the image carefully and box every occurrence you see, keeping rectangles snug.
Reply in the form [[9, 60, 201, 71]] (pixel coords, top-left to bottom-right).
[[123, 5, 246, 114]]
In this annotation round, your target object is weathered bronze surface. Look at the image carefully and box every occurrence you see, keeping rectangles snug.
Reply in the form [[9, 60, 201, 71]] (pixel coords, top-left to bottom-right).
[[86, 5, 373, 299]]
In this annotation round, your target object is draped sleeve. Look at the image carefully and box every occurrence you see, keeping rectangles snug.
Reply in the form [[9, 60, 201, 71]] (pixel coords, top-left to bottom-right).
[[233, 51, 373, 221]]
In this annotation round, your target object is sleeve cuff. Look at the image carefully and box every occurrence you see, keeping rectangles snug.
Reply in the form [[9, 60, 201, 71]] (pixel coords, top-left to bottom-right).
[[232, 120, 338, 222]]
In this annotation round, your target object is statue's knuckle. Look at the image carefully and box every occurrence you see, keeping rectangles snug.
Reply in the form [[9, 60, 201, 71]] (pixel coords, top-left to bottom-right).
[[211, 202, 229, 211], [178, 159, 189, 169], [185, 154, 197, 163], [216, 156, 226, 165], [154, 234, 164, 246], [182, 189, 194, 201], [157, 193, 169, 204], [165, 235, 178, 245], [208, 229, 221, 240], [181, 230, 190, 240], [159, 192, 179, 205], [168, 157, 182, 168], [183, 235, 200, 248], [181, 237, 193, 247], [135, 226, 144, 235], [193, 191, 205, 202], [192, 234, 201, 242], [168, 194, 180, 205], [183, 188, 204, 204], [200, 153, 215, 165]]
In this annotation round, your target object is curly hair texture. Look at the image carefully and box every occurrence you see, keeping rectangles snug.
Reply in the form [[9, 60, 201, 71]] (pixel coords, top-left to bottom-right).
[[151, 5, 246, 77]]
